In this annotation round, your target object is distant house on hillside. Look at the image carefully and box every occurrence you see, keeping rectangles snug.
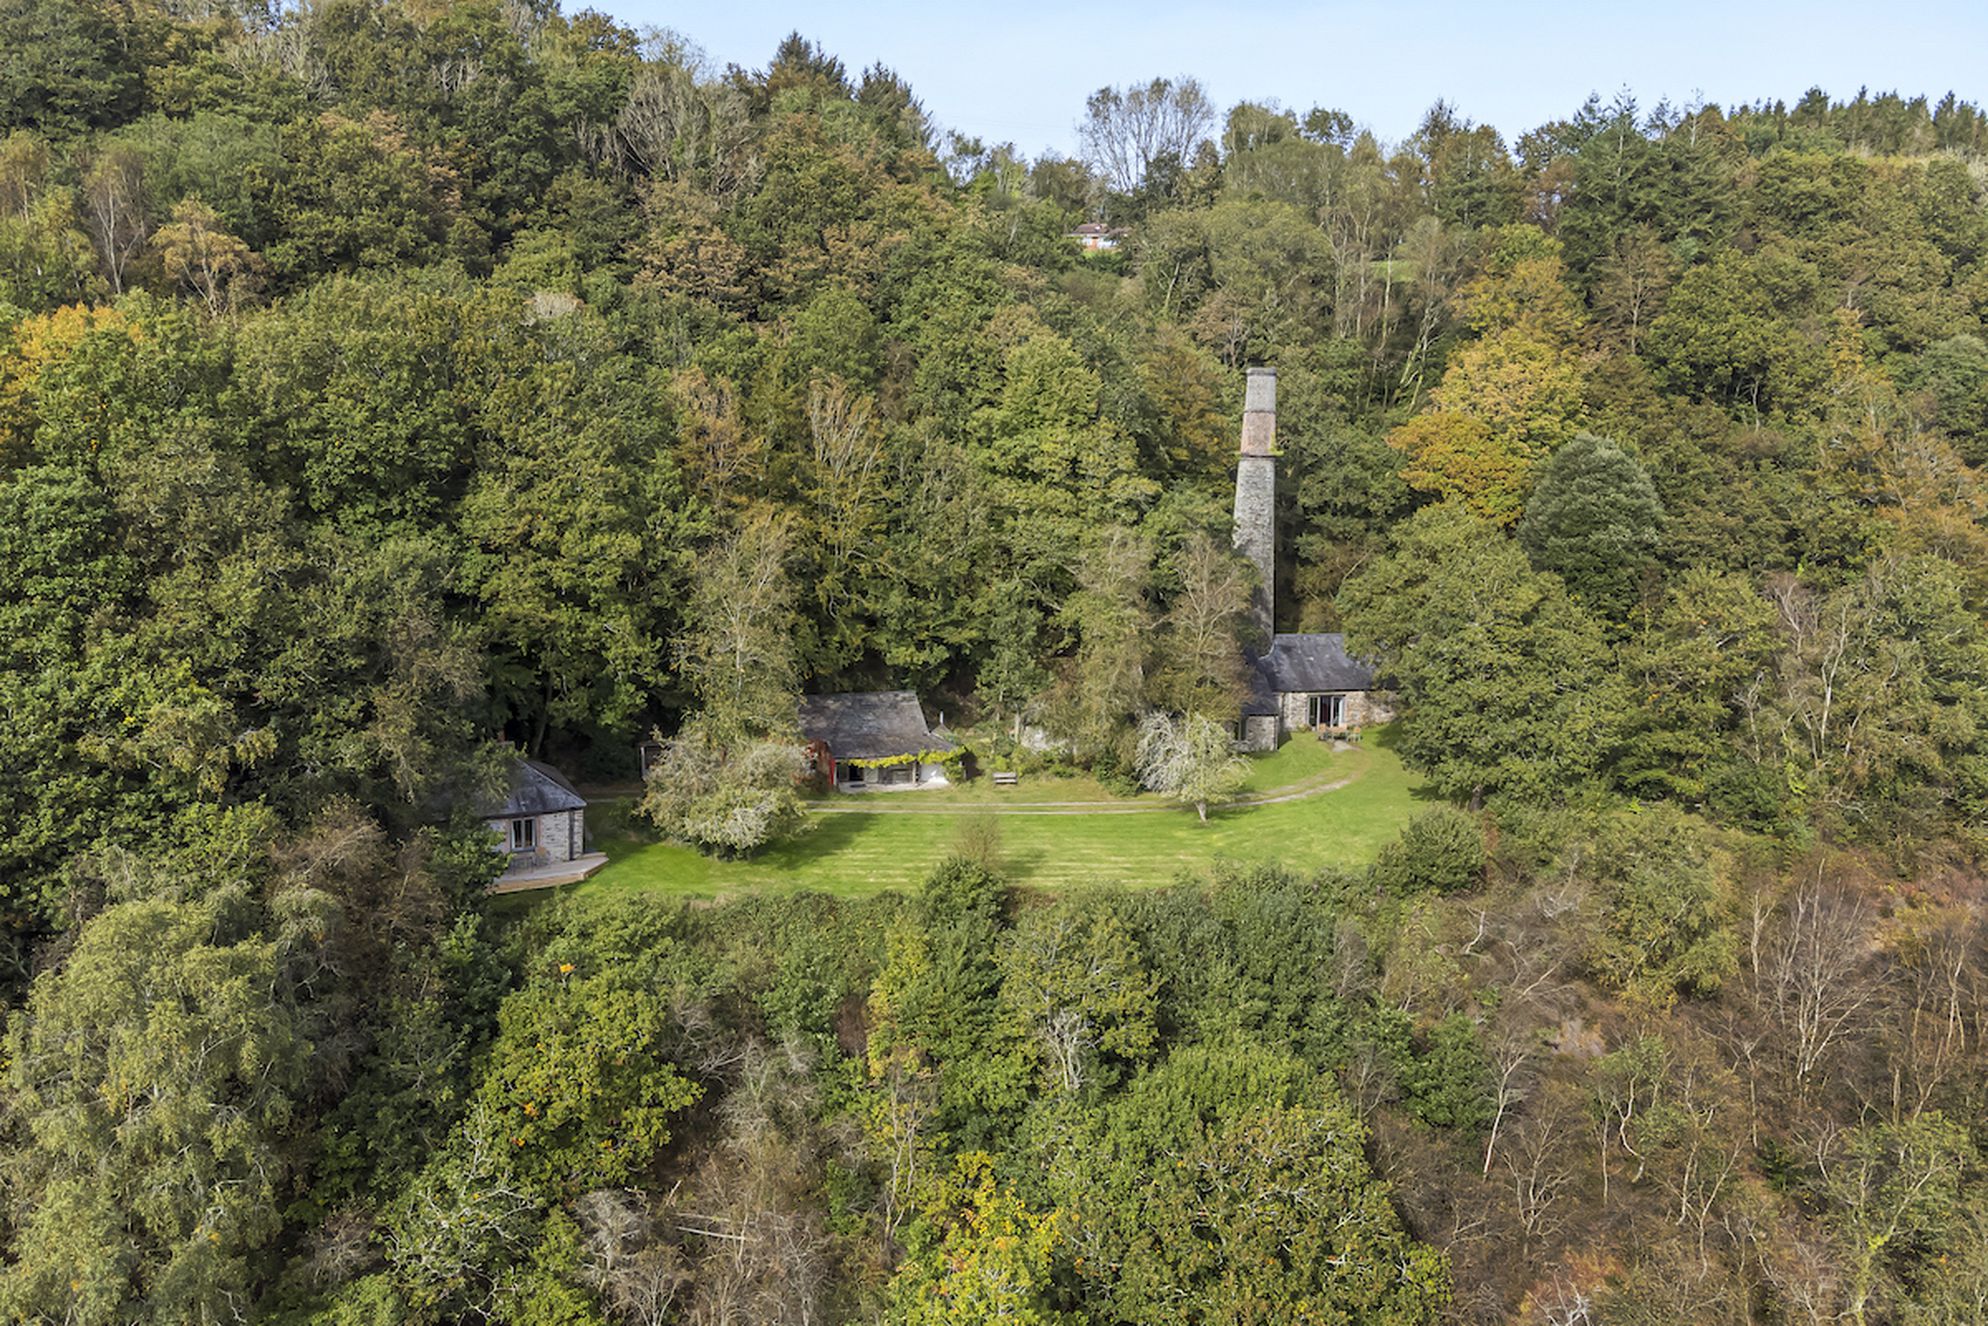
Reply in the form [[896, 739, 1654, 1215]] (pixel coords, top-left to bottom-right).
[[1068, 221, 1126, 251], [801, 691, 955, 790], [483, 758, 588, 872]]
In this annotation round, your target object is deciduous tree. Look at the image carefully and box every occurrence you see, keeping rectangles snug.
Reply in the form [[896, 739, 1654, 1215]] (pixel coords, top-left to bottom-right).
[[676, 510, 801, 741], [1340, 502, 1624, 803], [151, 197, 264, 313], [638, 719, 808, 857], [1134, 709, 1247, 822], [1079, 76, 1214, 196], [0, 901, 303, 1325]]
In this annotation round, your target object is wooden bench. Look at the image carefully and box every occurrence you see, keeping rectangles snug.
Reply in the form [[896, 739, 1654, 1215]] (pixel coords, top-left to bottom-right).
[[991, 771, 1020, 788]]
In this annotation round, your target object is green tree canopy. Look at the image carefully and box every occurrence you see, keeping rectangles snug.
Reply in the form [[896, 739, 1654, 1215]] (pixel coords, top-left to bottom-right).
[[1341, 502, 1625, 803], [0, 900, 303, 1324], [1516, 431, 1664, 622]]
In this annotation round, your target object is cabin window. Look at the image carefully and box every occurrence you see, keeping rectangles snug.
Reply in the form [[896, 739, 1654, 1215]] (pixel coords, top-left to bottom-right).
[[840, 762, 864, 785], [509, 817, 536, 852], [1307, 695, 1345, 727]]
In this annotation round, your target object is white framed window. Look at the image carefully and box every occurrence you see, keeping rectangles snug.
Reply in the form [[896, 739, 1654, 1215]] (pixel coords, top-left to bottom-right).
[[509, 817, 536, 852], [1307, 695, 1346, 727]]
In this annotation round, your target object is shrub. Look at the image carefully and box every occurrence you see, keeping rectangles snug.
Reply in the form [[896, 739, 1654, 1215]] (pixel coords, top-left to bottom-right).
[[1402, 1012, 1495, 1131], [1583, 804, 1737, 1006], [1373, 806, 1486, 895], [948, 812, 1005, 874]]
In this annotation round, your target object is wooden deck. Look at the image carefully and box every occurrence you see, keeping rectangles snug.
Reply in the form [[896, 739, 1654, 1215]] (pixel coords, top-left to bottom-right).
[[486, 852, 611, 895]]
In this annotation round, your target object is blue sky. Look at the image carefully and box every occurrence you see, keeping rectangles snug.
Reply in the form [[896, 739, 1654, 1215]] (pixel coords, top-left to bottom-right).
[[602, 1, 1988, 154]]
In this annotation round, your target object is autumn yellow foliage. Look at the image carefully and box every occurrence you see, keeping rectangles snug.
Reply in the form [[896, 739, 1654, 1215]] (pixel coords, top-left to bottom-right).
[[0, 303, 137, 461]]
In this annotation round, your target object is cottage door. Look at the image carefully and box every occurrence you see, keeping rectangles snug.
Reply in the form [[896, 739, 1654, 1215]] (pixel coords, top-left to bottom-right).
[[1307, 695, 1346, 729]]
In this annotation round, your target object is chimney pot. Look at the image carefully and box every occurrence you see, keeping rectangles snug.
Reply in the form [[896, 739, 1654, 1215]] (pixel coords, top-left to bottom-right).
[[1244, 365, 1277, 414]]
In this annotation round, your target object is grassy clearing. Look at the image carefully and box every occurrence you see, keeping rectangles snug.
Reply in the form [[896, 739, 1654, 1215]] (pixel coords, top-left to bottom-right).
[[794, 732, 1344, 810], [1235, 735, 1346, 795], [562, 729, 1430, 904]]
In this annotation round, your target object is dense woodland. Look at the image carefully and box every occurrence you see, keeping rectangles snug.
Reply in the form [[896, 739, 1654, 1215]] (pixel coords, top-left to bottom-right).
[[7, 0, 1988, 1320]]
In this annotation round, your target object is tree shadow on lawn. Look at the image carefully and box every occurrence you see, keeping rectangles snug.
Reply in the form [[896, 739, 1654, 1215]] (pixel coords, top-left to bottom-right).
[[992, 838, 1052, 881], [1364, 724, 1444, 804], [760, 809, 872, 868]]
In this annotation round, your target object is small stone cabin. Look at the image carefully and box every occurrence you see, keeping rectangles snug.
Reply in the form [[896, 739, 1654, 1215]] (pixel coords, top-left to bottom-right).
[[800, 691, 955, 790], [484, 758, 587, 872], [1239, 633, 1393, 752]]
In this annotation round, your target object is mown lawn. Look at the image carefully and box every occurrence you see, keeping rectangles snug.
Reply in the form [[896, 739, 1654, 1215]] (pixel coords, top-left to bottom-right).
[[791, 730, 1344, 809], [563, 728, 1430, 902]]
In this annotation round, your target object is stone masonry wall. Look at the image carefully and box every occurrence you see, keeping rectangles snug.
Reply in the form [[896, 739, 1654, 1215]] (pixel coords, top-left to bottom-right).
[[1233, 366, 1277, 640], [544, 809, 578, 865], [486, 809, 584, 868], [1233, 455, 1275, 638], [1274, 689, 1397, 737]]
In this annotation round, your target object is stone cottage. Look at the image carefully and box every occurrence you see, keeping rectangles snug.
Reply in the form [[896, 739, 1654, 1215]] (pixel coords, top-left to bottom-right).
[[801, 691, 955, 790], [1240, 632, 1390, 751], [1231, 365, 1393, 752], [484, 758, 588, 872]]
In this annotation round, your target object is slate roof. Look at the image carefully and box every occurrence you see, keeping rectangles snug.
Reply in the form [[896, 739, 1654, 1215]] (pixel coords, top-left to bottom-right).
[[486, 758, 587, 818], [799, 691, 954, 761], [1241, 659, 1281, 716], [1247, 633, 1377, 703]]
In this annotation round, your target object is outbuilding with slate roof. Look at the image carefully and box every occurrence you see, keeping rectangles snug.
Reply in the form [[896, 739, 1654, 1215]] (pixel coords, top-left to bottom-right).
[[1239, 632, 1393, 751], [483, 758, 589, 871], [800, 691, 956, 790]]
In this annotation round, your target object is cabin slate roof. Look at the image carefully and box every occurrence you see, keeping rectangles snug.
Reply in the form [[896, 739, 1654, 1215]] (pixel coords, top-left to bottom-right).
[[486, 758, 588, 818], [800, 691, 954, 761], [1247, 633, 1377, 703], [1241, 661, 1281, 716]]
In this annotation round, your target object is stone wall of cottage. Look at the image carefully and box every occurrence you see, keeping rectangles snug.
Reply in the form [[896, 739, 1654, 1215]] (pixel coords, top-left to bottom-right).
[[1273, 689, 1396, 737], [546, 809, 581, 864], [1350, 690, 1397, 726], [1241, 714, 1279, 752], [486, 808, 585, 869]]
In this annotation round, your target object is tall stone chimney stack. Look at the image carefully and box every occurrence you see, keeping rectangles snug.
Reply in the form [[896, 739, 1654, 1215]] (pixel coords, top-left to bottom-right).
[[1233, 366, 1276, 641]]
